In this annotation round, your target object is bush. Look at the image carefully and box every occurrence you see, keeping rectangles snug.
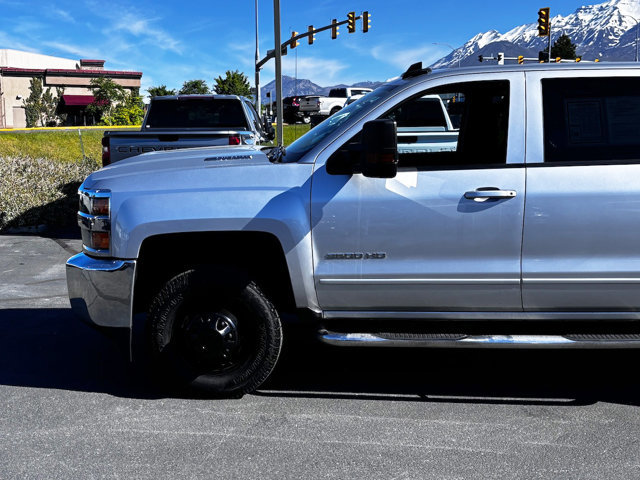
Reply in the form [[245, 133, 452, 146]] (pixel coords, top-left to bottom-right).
[[0, 156, 99, 231]]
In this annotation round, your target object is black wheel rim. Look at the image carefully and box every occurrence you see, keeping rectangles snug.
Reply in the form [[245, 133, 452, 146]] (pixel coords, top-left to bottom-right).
[[175, 306, 256, 374]]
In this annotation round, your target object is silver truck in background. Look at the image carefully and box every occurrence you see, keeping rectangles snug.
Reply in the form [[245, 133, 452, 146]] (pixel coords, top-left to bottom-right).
[[299, 87, 373, 117], [101, 95, 275, 166]]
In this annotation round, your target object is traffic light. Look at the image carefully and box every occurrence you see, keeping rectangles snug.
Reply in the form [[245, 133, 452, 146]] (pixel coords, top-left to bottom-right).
[[518, 55, 524, 64], [478, 55, 484, 62], [347, 12, 356, 33], [538, 50, 549, 62], [331, 19, 339, 39], [538, 8, 550, 37], [362, 11, 370, 33], [308, 25, 315, 45], [291, 31, 299, 49]]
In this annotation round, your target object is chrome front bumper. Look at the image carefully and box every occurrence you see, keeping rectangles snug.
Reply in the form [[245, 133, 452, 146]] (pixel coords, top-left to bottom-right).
[[66, 253, 136, 329]]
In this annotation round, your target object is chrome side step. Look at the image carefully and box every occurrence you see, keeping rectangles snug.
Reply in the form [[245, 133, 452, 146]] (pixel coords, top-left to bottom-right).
[[318, 331, 640, 349]]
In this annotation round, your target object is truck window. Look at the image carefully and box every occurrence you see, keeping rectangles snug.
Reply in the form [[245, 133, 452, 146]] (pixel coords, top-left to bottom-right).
[[542, 77, 640, 163], [145, 99, 249, 129], [244, 101, 262, 132], [383, 80, 509, 168], [329, 88, 347, 98]]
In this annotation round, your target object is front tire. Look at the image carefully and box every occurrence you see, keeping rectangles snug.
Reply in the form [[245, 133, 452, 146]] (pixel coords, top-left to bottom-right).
[[148, 269, 282, 396]]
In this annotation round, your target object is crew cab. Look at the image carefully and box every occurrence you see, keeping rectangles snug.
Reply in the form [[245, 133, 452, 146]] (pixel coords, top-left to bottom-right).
[[67, 62, 640, 397], [101, 95, 274, 166]]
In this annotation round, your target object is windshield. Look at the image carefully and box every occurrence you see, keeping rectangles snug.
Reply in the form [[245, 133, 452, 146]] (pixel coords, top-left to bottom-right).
[[281, 84, 403, 163]]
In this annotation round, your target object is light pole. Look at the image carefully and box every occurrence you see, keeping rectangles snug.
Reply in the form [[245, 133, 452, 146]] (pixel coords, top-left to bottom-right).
[[273, 0, 284, 146], [433, 42, 460, 67], [255, 0, 261, 113]]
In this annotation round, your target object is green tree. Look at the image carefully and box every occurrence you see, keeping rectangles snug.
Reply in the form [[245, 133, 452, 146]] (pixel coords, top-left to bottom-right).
[[179, 79, 210, 94], [22, 78, 64, 127], [551, 34, 577, 60], [213, 70, 252, 97], [87, 77, 126, 122], [147, 85, 176, 98], [23, 77, 43, 127], [101, 91, 145, 126], [87, 78, 143, 125]]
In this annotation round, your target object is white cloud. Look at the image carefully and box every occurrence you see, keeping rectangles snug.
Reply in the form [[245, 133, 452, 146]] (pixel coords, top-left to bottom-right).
[[42, 41, 103, 60], [50, 7, 75, 23], [112, 14, 182, 54], [0, 30, 40, 53]]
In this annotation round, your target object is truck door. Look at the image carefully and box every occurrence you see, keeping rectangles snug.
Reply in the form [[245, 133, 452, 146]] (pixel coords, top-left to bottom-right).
[[312, 74, 526, 313], [523, 72, 640, 311]]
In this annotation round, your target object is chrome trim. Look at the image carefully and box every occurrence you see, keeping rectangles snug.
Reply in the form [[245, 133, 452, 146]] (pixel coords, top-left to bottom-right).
[[78, 186, 111, 215], [523, 277, 640, 284], [66, 253, 136, 329], [319, 332, 640, 349], [463, 189, 517, 200], [82, 245, 111, 256], [322, 311, 640, 320], [78, 211, 110, 232], [318, 278, 520, 285]]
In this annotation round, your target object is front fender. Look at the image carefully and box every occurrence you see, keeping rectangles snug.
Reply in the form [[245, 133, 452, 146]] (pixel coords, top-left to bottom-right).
[[110, 163, 318, 311]]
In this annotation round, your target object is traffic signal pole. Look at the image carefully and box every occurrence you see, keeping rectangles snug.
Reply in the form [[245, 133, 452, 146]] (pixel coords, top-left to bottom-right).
[[255, 0, 261, 115], [273, 0, 284, 147], [256, 11, 370, 146]]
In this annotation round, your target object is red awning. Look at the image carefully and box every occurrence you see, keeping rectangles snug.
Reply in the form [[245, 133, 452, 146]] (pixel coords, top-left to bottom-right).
[[61, 95, 95, 106]]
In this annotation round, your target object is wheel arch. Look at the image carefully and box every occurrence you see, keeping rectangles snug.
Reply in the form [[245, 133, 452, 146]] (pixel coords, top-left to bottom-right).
[[133, 231, 297, 317]]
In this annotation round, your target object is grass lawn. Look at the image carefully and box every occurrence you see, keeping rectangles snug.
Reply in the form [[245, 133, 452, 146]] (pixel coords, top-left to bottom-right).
[[0, 124, 310, 164], [0, 129, 106, 163]]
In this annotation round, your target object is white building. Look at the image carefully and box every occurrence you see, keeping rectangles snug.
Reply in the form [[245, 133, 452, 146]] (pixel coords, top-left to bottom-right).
[[0, 49, 142, 128]]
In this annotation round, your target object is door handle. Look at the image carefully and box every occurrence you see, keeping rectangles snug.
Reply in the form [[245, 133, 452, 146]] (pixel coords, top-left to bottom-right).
[[464, 188, 517, 200]]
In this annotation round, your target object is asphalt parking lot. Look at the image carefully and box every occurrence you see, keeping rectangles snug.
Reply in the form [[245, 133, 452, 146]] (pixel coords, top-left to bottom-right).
[[1, 231, 640, 479]]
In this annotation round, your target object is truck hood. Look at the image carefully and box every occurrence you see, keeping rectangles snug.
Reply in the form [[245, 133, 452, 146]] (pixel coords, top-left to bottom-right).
[[92, 145, 271, 181]]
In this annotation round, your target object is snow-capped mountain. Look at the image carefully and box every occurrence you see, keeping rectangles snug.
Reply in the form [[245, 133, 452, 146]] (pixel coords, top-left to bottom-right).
[[431, 0, 640, 68]]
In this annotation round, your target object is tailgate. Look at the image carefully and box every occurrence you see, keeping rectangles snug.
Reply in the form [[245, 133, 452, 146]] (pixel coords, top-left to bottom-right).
[[299, 97, 321, 112], [105, 130, 256, 164]]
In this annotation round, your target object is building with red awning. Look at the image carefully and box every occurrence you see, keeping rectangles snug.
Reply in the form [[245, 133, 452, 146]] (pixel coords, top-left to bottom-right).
[[0, 50, 142, 128]]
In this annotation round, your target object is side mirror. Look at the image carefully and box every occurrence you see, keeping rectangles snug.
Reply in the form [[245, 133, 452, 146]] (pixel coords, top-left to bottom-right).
[[361, 119, 398, 178], [263, 116, 276, 141]]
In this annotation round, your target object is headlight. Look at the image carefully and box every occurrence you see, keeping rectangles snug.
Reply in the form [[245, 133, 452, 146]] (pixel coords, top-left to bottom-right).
[[78, 187, 111, 256]]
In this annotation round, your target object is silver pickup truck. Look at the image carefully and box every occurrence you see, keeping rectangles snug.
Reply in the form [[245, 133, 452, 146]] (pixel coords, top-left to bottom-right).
[[101, 95, 274, 166], [68, 62, 640, 396]]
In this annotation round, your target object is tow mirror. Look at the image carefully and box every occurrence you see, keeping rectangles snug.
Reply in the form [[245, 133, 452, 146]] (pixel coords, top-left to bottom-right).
[[361, 119, 398, 178], [263, 116, 276, 141]]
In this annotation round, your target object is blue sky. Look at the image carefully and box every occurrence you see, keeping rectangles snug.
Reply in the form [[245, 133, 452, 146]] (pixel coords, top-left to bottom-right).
[[0, 0, 588, 93]]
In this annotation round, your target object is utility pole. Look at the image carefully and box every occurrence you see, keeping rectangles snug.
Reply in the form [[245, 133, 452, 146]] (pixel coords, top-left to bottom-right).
[[273, 0, 284, 147]]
